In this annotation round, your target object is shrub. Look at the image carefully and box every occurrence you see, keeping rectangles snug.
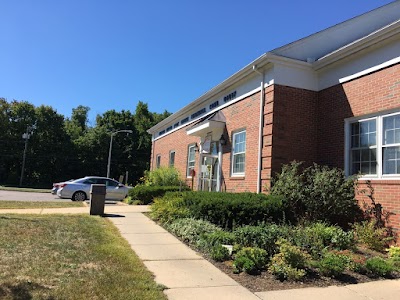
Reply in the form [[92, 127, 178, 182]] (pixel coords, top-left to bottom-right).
[[164, 218, 221, 245], [353, 220, 392, 252], [268, 239, 310, 281], [129, 185, 190, 204], [210, 245, 230, 262], [290, 223, 354, 258], [386, 246, 400, 259], [387, 246, 400, 270], [142, 167, 183, 186], [233, 224, 290, 255], [270, 162, 363, 227], [198, 230, 235, 251], [364, 257, 394, 277], [181, 191, 286, 230], [150, 194, 190, 224], [317, 252, 348, 277], [233, 247, 268, 274]]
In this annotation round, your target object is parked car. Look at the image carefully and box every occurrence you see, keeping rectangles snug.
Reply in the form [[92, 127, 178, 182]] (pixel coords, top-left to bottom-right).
[[52, 179, 74, 195], [55, 176, 129, 201]]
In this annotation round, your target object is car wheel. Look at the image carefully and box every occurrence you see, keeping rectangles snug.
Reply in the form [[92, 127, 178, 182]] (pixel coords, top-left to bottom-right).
[[72, 191, 86, 201]]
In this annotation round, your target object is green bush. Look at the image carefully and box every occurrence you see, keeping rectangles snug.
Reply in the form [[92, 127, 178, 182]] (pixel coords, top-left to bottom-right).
[[150, 194, 190, 224], [142, 167, 183, 186], [270, 162, 363, 227], [210, 245, 231, 262], [129, 185, 190, 204], [268, 239, 310, 281], [387, 246, 400, 270], [317, 252, 348, 277], [353, 220, 392, 252], [387, 246, 400, 259], [164, 218, 221, 245], [364, 257, 394, 277], [290, 223, 354, 258], [181, 191, 286, 230], [233, 224, 290, 255], [233, 247, 269, 274], [198, 230, 235, 251]]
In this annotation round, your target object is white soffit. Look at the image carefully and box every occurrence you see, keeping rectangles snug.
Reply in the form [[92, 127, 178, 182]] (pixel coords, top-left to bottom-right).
[[186, 120, 225, 137]]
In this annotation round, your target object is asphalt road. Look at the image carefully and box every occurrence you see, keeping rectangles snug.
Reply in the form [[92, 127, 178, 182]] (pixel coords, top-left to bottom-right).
[[0, 190, 69, 202], [0, 190, 120, 205]]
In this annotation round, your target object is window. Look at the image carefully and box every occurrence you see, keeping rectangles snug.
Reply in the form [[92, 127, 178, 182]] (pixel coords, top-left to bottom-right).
[[156, 155, 161, 169], [169, 151, 175, 167], [187, 145, 196, 177], [232, 130, 246, 175], [347, 112, 400, 178], [350, 119, 377, 175]]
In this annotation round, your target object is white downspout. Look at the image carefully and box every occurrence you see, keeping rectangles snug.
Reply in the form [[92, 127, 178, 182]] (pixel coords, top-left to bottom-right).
[[253, 65, 265, 193]]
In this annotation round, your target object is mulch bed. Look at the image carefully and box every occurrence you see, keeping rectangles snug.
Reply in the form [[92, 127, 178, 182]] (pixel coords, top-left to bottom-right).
[[198, 247, 400, 292], [212, 260, 390, 292]]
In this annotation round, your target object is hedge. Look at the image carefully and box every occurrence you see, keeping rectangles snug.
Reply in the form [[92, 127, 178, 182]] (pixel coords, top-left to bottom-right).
[[180, 191, 286, 230], [128, 185, 190, 204]]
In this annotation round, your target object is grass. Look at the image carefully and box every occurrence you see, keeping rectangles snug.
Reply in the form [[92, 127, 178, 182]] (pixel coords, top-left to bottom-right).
[[0, 201, 85, 209], [0, 214, 167, 300], [0, 186, 51, 193]]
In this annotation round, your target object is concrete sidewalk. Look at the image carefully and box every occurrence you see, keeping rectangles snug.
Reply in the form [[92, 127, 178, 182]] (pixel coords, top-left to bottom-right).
[[1, 205, 399, 300]]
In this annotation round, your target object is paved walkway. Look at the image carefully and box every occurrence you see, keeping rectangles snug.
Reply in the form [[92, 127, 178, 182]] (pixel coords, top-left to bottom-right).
[[1, 205, 399, 300]]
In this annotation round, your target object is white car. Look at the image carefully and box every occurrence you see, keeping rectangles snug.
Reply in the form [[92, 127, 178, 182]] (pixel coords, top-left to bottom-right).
[[56, 176, 129, 201]]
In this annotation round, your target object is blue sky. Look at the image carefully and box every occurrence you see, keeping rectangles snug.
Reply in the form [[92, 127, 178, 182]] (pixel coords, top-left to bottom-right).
[[0, 0, 395, 125]]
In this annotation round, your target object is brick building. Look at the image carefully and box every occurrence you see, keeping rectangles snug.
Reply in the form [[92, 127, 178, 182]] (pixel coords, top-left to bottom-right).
[[148, 3, 400, 230]]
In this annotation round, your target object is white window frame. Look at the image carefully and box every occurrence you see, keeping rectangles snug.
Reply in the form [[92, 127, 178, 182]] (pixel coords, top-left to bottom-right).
[[231, 129, 246, 176], [345, 111, 400, 179], [169, 150, 175, 167], [156, 154, 161, 169], [187, 144, 196, 177]]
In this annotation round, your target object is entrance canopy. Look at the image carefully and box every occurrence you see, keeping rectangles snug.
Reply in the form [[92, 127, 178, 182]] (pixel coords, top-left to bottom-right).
[[186, 111, 226, 141]]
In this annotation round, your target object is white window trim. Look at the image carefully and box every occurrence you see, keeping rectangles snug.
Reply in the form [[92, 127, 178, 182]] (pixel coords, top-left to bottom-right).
[[345, 111, 400, 179], [187, 145, 196, 178], [231, 130, 246, 177]]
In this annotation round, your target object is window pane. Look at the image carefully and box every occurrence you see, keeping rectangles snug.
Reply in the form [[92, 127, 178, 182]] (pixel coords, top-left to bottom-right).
[[369, 133, 376, 146], [360, 134, 368, 147], [383, 115, 400, 145], [385, 129, 394, 144], [352, 162, 361, 175], [361, 162, 370, 174], [351, 135, 359, 148], [395, 129, 400, 144], [233, 153, 245, 173], [351, 123, 359, 135], [352, 150, 360, 163], [361, 149, 370, 161], [383, 146, 400, 174]]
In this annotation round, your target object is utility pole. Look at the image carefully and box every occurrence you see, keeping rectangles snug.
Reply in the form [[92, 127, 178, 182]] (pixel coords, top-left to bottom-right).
[[19, 125, 35, 187], [107, 129, 133, 178]]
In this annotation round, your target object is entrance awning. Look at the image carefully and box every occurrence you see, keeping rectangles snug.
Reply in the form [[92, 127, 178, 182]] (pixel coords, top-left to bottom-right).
[[186, 111, 226, 139]]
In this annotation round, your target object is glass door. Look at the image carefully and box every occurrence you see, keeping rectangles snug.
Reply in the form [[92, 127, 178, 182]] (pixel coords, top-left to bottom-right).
[[200, 156, 219, 191]]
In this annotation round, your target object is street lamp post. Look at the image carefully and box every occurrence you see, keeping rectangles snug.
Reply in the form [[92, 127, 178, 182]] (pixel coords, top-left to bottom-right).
[[107, 129, 133, 178], [20, 125, 35, 187]]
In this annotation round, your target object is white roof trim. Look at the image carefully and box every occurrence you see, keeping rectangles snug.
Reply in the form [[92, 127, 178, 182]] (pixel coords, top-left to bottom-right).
[[339, 55, 400, 83], [313, 19, 400, 70]]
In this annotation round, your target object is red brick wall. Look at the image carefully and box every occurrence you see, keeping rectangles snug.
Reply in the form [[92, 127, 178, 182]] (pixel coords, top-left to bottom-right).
[[270, 85, 319, 177], [151, 91, 262, 192], [318, 63, 400, 231]]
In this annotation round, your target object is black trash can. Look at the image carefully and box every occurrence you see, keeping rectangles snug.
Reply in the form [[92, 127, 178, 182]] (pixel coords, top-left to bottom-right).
[[90, 184, 106, 216]]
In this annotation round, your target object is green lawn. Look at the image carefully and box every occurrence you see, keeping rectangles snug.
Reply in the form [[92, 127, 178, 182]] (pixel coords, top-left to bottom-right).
[[0, 186, 51, 193], [0, 214, 167, 300], [0, 201, 84, 209]]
